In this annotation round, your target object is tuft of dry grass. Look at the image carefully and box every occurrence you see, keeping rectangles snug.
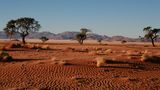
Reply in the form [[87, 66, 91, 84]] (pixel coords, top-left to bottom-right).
[[41, 45, 50, 50], [95, 57, 106, 67], [25, 44, 36, 49], [140, 54, 149, 62], [75, 48, 88, 52], [4, 42, 22, 50], [121, 50, 126, 53], [95, 47, 103, 51], [128, 56, 137, 59], [58, 60, 68, 65], [51, 57, 69, 65], [143, 50, 152, 55], [35, 44, 41, 48], [126, 50, 141, 56], [25, 44, 50, 50], [96, 50, 104, 55], [104, 49, 112, 54]]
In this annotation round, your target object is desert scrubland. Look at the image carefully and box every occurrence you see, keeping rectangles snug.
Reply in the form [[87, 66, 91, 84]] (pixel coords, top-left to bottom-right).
[[0, 40, 160, 90]]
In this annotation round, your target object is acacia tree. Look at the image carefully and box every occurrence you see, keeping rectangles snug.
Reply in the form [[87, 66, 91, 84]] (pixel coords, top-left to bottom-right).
[[3, 20, 16, 40], [4, 17, 41, 44], [16, 17, 41, 44], [143, 26, 160, 47], [76, 28, 91, 44]]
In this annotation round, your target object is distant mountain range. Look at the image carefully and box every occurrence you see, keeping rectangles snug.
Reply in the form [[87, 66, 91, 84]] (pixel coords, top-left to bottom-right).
[[0, 31, 141, 42]]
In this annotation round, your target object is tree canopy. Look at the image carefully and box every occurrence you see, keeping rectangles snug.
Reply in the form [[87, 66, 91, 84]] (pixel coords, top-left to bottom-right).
[[76, 28, 91, 44], [143, 26, 160, 47], [4, 17, 41, 44], [3, 20, 16, 39]]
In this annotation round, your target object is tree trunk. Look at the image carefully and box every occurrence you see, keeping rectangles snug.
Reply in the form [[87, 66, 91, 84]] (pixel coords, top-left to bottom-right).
[[151, 37, 155, 47], [22, 36, 26, 44]]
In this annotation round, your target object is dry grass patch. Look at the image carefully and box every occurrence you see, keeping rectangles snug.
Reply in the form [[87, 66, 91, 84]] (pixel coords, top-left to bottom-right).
[[96, 50, 104, 55], [51, 57, 69, 65], [25, 44, 50, 50], [127, 56, 138, 59], [104, 49, 113, 54], [41, 45, 50, 50], [121, 50, 126, 53], [95, 57, 107, 67], [126, 50, 141, 56], [75, 48, 89, 52], [4, 41, 22, 50]]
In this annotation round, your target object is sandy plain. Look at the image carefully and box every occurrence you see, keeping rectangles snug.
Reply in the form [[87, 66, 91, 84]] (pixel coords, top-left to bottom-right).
[[0, 39, 160, 90]]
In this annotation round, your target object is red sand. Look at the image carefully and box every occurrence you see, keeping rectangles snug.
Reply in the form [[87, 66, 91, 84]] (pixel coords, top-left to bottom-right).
[[0, 41, 160, 90]]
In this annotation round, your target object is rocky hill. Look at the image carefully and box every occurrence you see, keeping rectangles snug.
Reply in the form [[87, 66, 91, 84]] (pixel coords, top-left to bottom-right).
[[0, 31, 138, 42]]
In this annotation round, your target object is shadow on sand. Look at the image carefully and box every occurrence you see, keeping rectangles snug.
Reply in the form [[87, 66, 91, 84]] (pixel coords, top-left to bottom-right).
[[101, 60, 146, 70], [13, 58, 46, 62]]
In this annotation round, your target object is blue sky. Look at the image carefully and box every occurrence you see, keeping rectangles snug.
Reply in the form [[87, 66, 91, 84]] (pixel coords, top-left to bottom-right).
[[0, 0, 160, 38]]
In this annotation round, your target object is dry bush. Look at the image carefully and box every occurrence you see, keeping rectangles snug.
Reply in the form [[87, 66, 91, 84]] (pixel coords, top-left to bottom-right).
[[35, 44, 41, 48], [24, 44, 36, 49], [9, 43, 22, 48], [25, 44, 50, 50], [143, 50, 152, 55], [144, 50, 148, 54], [121, 50, 126, 53], [75, 48, 88, 52], [0, 51, 13, 62], [58, 60, 68, 65], [25, 44, 42, 49], [141, 54, 149, 62], [51, 57, 69, 65], [95, 57, 106, 67], [104, 49, 112, 54], [5, 42, 22, 49], [95, 47, 103, 51], [96, 50, 108, 55], [41, 45, 50, 50], [126, 50, 141, 56]]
